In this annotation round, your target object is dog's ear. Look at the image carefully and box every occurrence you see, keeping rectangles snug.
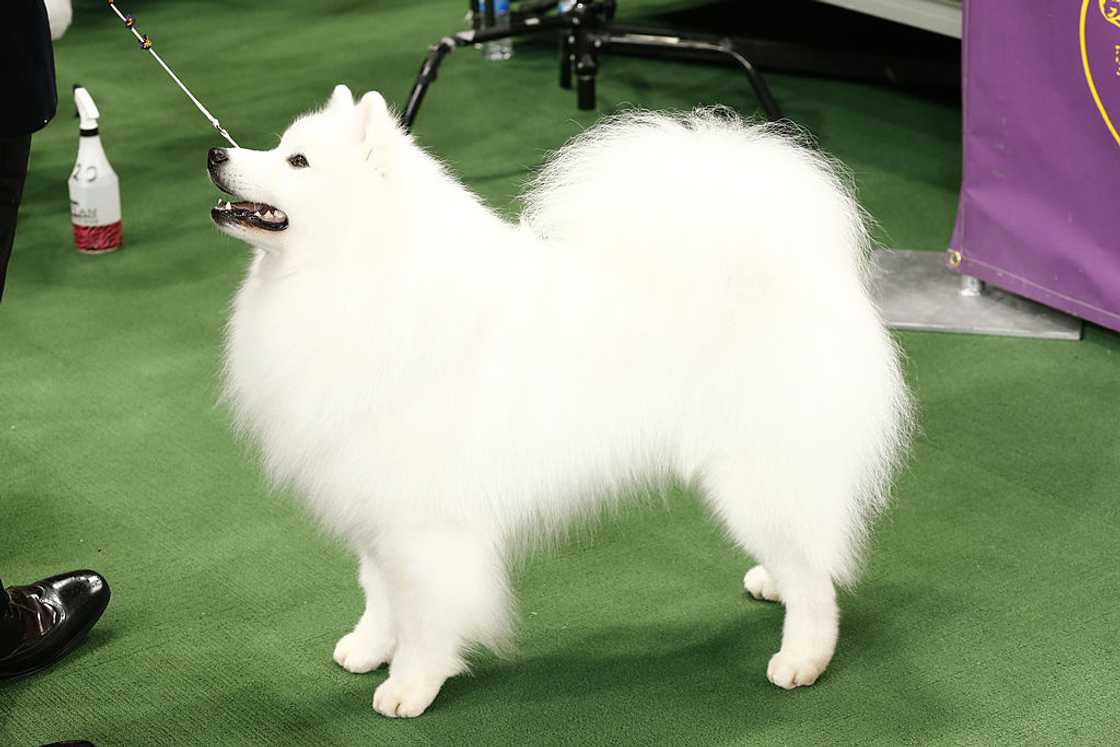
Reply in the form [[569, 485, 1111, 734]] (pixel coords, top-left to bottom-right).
[[356, 90, 398, 148], [328, 84, 354, 111]]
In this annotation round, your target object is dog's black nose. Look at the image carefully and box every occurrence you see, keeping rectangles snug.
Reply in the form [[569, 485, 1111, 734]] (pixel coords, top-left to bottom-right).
[[208, 148, 229, 167]]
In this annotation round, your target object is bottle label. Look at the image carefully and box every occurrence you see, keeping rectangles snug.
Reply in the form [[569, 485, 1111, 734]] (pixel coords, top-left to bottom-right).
[[69, 177, 121, 226], [69, 154, 122, 251], [72, 222, 123, 252]]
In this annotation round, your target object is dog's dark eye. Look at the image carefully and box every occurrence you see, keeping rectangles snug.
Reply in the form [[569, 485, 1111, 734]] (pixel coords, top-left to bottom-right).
[[287, 154, 309, 169]]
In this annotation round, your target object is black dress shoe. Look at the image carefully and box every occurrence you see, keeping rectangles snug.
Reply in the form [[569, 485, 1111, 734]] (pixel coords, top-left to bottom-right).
[[0, 570, 110, 679]]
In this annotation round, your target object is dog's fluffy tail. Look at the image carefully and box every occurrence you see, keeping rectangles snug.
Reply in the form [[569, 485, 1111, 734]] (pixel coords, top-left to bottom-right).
[[520, 108, 871, 282], [520, 110, 911, 586]]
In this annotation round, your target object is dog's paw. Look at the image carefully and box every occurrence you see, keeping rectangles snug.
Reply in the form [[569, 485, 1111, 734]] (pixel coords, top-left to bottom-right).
[[766, 649, 828, 689], [743, 565, 782, 602], [372, 675, 442, 718], [333, 630, 394, 674]]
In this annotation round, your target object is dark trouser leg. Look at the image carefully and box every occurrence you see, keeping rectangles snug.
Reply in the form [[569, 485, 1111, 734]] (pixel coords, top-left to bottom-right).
[[0, 135, 34, 303]]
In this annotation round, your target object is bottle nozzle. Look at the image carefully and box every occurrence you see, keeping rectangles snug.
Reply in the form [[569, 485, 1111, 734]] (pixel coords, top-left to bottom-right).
[[73, 86, 101, 132]]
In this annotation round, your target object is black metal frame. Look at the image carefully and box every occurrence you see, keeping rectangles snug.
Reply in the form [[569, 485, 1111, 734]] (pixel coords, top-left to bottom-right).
[[400, 0, 784, 132]]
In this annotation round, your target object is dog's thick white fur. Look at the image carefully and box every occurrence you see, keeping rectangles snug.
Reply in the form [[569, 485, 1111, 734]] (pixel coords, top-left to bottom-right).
[[213, 85, 911, 718]]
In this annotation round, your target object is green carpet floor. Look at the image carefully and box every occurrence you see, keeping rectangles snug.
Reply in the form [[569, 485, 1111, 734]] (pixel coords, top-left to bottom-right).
[[3, 1, 1118, 744]]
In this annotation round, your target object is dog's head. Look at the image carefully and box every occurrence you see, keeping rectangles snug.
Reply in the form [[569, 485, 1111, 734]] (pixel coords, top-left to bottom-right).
[[207, 84, 400, 252]]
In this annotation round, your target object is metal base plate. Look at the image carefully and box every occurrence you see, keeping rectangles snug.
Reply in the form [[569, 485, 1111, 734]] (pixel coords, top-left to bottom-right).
[[869, 249, 1083, 340]]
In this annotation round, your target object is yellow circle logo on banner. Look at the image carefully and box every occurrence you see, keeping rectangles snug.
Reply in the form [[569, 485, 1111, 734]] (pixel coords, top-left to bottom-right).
[[1101, 0, 1120, 27], [1081, 0, 1120, 147]]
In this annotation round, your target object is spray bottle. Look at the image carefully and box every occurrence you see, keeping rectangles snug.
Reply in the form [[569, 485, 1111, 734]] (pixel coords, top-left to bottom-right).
[[69, 85, 123, 253]]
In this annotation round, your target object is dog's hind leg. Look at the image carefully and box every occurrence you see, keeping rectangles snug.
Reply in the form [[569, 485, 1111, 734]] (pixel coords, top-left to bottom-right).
[[333, 553, 397, 673], [371, 524, 511, 718], [754, 559, 838, 689], [703, 463, 845, 690]]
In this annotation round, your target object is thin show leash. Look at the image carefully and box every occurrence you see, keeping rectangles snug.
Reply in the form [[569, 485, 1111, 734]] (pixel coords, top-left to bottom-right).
[[106, 1, 240, 148]]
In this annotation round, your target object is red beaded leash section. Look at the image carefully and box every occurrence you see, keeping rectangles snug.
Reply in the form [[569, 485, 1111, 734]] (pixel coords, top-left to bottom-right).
[[73, 222, 123, 253]]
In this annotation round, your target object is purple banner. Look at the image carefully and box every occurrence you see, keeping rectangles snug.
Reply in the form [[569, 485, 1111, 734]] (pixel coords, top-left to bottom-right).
[[950, 0, 1120, 332]]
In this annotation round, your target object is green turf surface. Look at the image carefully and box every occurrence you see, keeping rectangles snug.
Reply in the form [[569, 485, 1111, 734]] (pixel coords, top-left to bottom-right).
[[2, 0, 1118, 744]]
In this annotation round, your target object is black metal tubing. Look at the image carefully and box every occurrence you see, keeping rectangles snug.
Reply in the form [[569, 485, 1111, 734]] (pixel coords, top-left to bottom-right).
[[401, 37, 460, 131], [400, 15, 570, 130], [723, 45, 782, 121], [400, 1, 786, 131], [603, 29, 784, 120], [570, 6, 600, 110], [559, 30, 573, 89]]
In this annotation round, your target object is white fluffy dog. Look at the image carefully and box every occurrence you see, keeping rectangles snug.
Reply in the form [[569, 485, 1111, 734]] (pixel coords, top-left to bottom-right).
[[209, 85, 911, 718]]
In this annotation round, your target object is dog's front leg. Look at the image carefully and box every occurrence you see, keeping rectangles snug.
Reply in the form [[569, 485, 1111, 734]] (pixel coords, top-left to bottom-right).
[[333, 553, 397, 673], [371, 524, 511, 718]]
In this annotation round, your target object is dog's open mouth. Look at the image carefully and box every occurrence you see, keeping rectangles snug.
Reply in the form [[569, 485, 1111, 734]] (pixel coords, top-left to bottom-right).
[[212, 199, 289, 232]]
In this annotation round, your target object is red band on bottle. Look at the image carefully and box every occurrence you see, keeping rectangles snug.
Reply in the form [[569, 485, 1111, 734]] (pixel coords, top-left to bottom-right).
[[73, 222, 123, 252]]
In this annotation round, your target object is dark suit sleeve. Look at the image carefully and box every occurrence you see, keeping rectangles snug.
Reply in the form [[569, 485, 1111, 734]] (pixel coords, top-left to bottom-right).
[[0, 0, 59, 138], [1, 3, 58, 299]]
